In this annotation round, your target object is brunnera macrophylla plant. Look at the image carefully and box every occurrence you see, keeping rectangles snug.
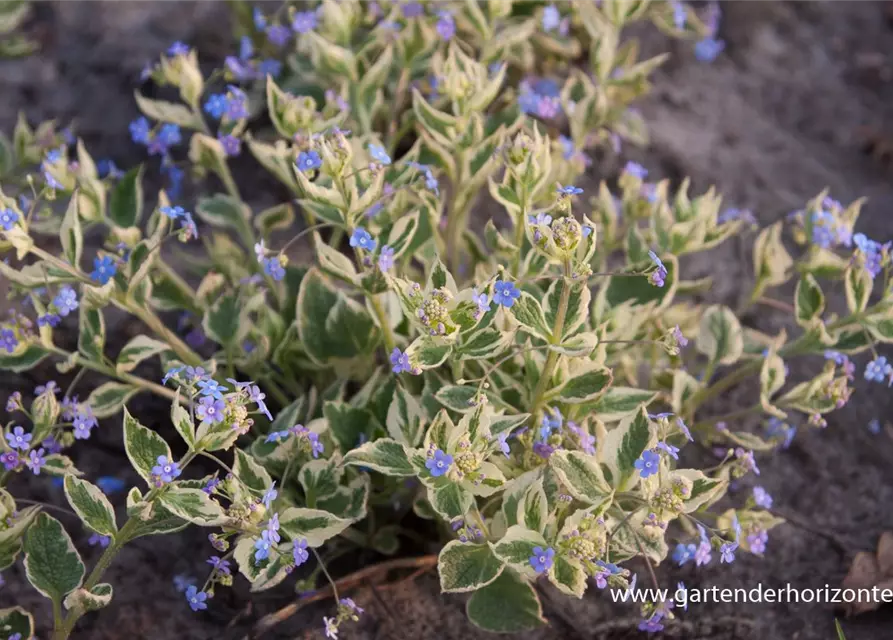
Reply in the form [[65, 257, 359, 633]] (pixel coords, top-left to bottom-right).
[[0, 0, 889, 637]]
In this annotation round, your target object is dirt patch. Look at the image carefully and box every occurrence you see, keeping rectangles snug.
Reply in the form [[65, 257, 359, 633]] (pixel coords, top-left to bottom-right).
[[3, 2, 893, 639]]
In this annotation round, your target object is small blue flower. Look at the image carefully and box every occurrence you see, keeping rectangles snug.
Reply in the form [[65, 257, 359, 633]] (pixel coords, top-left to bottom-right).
[[349, 228, 377, 252], [266, 25, 290, 47], [425, 449, 453, 477], [472, 288, 491, 318], [207, 555, 232, 575], [7, 426, 32, 450], [529, 546, 554, 574], [152, 455, 181, 484], [253, 7, 267, 29], [129, 117, 151, 145], [96, 476, 126, 494], [647, 250, 667, 288], [0, 329, 18, 354], [865, 356, 892, 383], [265, 430, 291, 443], [72, 409, 97, 440], [197, 379, 228, 399], [672, 542, 696, 566], [258, 58, 282, 77], [185, 585, 208, 611], [160, 205, 185, 220], [634, 450, 660, 478], [492, 280, 521, 308], [752, 486, 773, 509], [719, 540, 738, 564], [263, 257, 286, 281], [254, 531, 274, 561], [292, 10, 317, 33], [52, 286, 79, 317], [542, 5, 560, 31], [624, 161, 648, 179], [25, 448, 46, 475], [204, 94, 228, 119], [676, 417, 693, 442], [224, 87, 249, 120], [0, 208, 18, 231], [435, 11, 455, 40], [296, 150, 322, 172], [695, 37, 725, 62], [168, 41, 190, 57], [556, 184, 583, 196], [497, 433, 510, 457], [196, 396, 226, 424], [262, 482, 278, 509], [266, 513, 281, 543], [655, 441, 679, 460], [671, 0, 687, 29], [868, 418, 882, 435], [378, 245, 395, 272], [90, 256, 117, 285], [390, 348, 414, 375], [528, 212, 553, 226], [368, 144, 391, 165], [293, 538, 310, 567]]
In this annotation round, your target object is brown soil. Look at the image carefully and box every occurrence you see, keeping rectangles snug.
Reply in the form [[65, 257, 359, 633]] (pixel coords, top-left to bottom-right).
[[2, 2, 893, 639]]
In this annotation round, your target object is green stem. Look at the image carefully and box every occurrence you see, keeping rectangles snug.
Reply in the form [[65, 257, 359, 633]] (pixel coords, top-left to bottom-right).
[[509, 188, 528, 279], [369, 294, 397, 353], [529, 258, 573, 422]]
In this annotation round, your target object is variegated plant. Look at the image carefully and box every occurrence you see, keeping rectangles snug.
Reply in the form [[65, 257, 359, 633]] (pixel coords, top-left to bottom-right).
[[0, 1, 888, 638]]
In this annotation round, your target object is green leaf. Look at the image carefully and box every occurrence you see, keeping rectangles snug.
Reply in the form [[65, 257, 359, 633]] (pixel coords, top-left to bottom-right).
[[203, 292, 249, 347], [490, 525, 547, 578], [87, 382, 140, 418], [63, 476, 117, 537], [23, 513, 85, 605], [158, 487, 226, 526], [517, 480, 548, 533], [508, 292, 552, 342], [233, 450, 272, 495], [0, 505, 40, 547], [383, 211, 420, 258], [458, 326, 511, 360], [600, 406, 655, 487], [551, 555, 586, 598], [544, 279, 590, 340], [115, 336, 169, 374], [299, 458, 342, 504], [107, 166, 144, 228], [429, 482, 474, 520], [278, 507, 353, 546], [696, 305, 743, 366], [795, 274, 825, 327], [314, 232, 357, 284], [386, 385, 425, 447], [405, 335, 452, 370], [254, 202, 295, 236], [343, 439, 414, 476], [297, 268, 381, 366], [78, 307, 105, 361], [587, 387, 657, 422], [170, 393, 195, 447], [845, 266, 872, 314], [549, 450, 611, 503], [134, 92, 205, 130], [466, 569, 546, 633], [123, 407, 171, 485], [0, 607, 34, 640], [0, 344, 49, 372], [556, 367, 613, 404], [836, 619, 847, 640], [59, 195, 83, 267], [195, 193, 250, 231], [438, 541, 504, 593], [63, 583, 113, 616], [324, 401, 376, 452]]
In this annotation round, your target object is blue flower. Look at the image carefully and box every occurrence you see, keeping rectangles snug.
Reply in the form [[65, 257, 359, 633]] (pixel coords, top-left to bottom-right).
[[262, 482, 278, 509], [425, 449, 453, 477], [90, 256, 117, 285], [556, 184, 583, 196], [528, 213, 553, 226], [160, 205, 185, 220], [52, 286, 79, 317], [390, 348, 414, 374], [296, 150, 322, 172], [542, 5, 560, 31], [368, 144, 391, 165], [634, 450, 660, 478], [197, 379, 228, 399], [719, 540, 738, 564], [7, 426, 32, 450], [868, 418, 882, 435], [436, 11, 455, 40], [497, 433, 510, 457], [152, 455, 181, 484], [38, 313, 61, 328], [253, 7, 267, 29], [655, 441, 679, 460], [676, 417, 693, 442], [203, 94, 227, 119], [266, 25, 291, 47], [263, 257, 286, 281], [148, 124, 182, 156], [266, 513, 281, 543], [292, 10, 317, 33], [185, 585, 208, 611], [25, 448, 46, 475], [647, 250, 667, 288], [752, 486, 773, 509], [865, 356, 892, 383], [492, 280, 521, 308], [258, 59, 282, 78], [695, 37, 725, 62], [293, 538, 310, 567], [472, 288, 491, 318], [196, 396, 225, 424], [0, 208, 18, 231], [168, 41, 190, 56], [254, 531, 274, 561], [378, 245, 395, 272], [207, 555, 231, 576], [129, 117, 151, 145], [624, 161, 648, 179], [672, 542, 696, 566], [349, 228, 377, 252], [265, 430, 291, 443], [671, 1, 687, 29], [224, 87, 249, 120], [89, 533, 111, 548], [72, 409, 97, 440], [529, 546, 554, 573], [0, 329, 18, 354]]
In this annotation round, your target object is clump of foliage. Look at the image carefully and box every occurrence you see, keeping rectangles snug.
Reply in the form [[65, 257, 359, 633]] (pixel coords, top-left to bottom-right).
[[0, 1, 889, 638]]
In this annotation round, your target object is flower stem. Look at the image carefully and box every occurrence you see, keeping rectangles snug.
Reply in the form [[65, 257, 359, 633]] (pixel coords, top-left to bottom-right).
[[529, 258, 573, 422], [369, 293, 397, 354]]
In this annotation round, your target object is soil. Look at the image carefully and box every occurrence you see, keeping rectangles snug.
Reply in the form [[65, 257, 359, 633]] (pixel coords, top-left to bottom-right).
[[2, 2, 893, 639]]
